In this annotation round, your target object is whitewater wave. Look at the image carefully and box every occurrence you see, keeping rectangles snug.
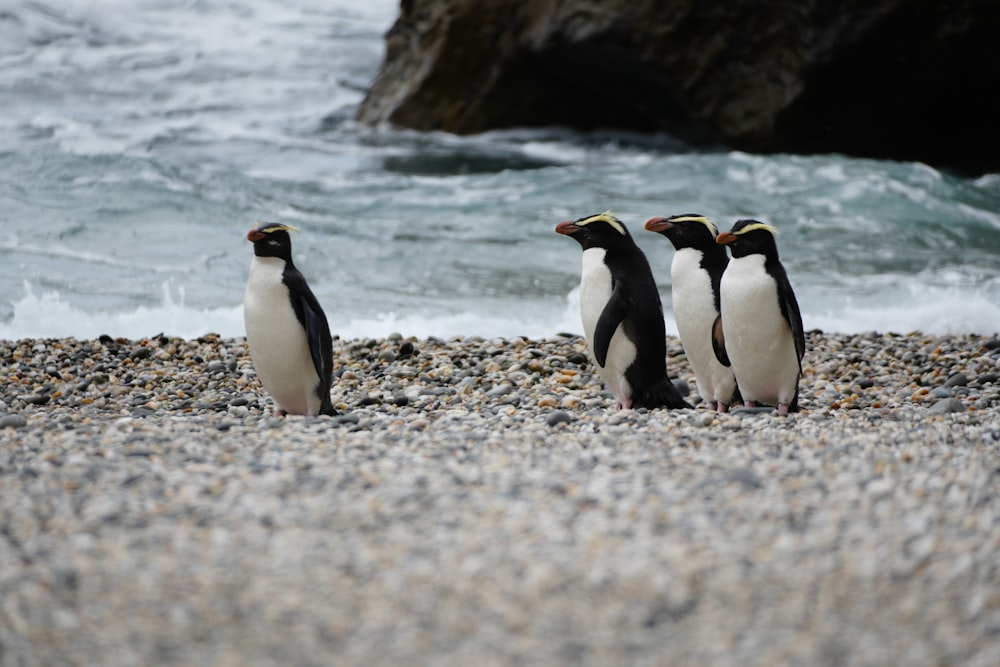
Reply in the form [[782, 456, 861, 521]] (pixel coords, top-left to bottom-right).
[[1, 282, 996, 342]]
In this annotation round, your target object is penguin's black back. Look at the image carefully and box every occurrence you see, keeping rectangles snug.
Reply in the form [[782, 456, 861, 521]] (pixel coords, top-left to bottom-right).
[[604, 245, 690, 410]]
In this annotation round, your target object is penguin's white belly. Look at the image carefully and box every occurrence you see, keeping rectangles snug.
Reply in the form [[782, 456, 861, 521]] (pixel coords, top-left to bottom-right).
[[671, 249, 736, 405], [580, 248, 636, 401], [244, 257, 321, 415], [720, 255, 799, 406]]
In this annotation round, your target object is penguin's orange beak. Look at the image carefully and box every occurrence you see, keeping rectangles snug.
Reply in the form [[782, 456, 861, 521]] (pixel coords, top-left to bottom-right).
[[644, 217, 672, 233], [555, 221, 580, 235], [247, 229, 266, 242], [716, 231, 736, 245]]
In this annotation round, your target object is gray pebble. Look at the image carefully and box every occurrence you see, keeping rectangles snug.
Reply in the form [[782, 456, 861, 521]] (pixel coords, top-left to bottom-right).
[[486, 384, 514, 398], [0, 414, 28, 429], [228, 405, 249, 418], [930, 387, 952, 399], [545, 410, 573, 427], [726, 467, 763, 490], [335, 414, 361, 426], [944, 373, 969, 387], [928, 398, 965, 415], [378, 349, 397, 363], [730, 406, 776, 415]]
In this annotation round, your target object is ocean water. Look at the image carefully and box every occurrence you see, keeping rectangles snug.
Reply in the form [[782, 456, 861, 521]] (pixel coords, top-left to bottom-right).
[[2, 0, 999, 342]]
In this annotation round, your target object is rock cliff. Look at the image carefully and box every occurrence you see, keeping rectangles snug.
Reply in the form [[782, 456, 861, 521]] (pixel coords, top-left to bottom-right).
[[357, 0, 999, 173]]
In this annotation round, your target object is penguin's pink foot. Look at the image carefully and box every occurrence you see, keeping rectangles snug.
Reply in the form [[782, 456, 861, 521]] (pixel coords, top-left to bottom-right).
[[717, 402, 728, 413], [778, 403, 790, 417], [744, 400, 758, 408]]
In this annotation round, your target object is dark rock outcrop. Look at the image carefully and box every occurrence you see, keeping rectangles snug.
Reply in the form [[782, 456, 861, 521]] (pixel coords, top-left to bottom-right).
[[357, 0, 1000, 173]]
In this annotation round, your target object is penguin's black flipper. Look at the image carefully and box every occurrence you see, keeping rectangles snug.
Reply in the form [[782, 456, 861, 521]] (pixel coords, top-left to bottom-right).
[[284, 267, 336, 415], [593, 282, 629, 367], [711, 313, 730, 367], [768, 259, 805, 368], [302, 299, 328, 382]]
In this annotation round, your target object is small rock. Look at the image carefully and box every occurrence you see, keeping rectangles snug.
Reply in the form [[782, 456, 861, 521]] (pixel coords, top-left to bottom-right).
[[228, 405, 249, 418], [486, 384, 514, 398], [928, 398, 965, 415], [930, 387, 951, 399], [378, 349, 396, 363], [944, 373, 969, 387], [726, 467, 763, 490], [687, 412, 715, 427], [207, 361, 227, 373], [0, 414, 28, 429], [334, 414, 361, 426], [18, 394, 50, 406], [391, 393, 409, 406], [567, 353, 588, 365], [546, 410, 573, 427], [858, 378, 875, 389], [978, 372, 999, 385], [730, 406, 776, 415]]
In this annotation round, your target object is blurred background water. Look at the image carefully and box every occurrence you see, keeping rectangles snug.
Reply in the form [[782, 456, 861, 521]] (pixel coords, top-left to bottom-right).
[[2, 0, 998, 340]]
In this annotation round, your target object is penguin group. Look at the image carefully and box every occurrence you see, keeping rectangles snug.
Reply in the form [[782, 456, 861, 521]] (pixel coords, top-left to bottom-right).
[[557, 211, 804, 416], [242, 211, 803, 418]]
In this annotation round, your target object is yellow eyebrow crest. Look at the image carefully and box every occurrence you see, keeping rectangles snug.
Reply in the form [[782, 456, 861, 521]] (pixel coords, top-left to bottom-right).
[[577, 211, 626, 236], [254, 222, 301, 234], [734, 222, 778, 236], [672, 215, 718, 236]]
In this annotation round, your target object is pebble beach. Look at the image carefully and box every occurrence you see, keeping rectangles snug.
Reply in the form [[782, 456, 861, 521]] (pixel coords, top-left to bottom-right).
[[1, 331, 999, 666]]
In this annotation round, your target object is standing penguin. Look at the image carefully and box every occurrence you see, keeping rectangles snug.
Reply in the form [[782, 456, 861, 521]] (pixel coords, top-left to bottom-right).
[[715, 219, 805, 416], [556, 212, 691, 410], [244, 222, 336, 416], [645, 214, 738, 412]]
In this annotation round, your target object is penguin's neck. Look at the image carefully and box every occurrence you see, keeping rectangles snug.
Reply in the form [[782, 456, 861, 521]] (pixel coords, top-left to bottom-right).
[[249, 255, 288, 288]]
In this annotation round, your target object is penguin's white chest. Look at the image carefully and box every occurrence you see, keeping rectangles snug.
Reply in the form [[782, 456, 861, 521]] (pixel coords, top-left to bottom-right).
[[671, 249, 735, 404], [719, 255, 799, 405], [579, 248, 636, 401], [244, 257, 321, 415]]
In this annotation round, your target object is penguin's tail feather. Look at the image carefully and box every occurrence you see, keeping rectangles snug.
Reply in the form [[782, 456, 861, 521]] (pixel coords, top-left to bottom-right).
[[635, 378, 692, 410], [317, 388, 339, 416]]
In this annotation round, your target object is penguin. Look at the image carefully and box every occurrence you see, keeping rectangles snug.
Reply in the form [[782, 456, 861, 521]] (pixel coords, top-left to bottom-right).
[[555, 212, 691, 410], [714, 219, 805, 416], [244, 222, 336, 416], [644, 214, 739, 412]]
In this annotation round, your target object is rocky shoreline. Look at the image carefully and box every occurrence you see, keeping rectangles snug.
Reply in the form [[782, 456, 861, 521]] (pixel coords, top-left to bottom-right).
[[2, 332, 999, 665]]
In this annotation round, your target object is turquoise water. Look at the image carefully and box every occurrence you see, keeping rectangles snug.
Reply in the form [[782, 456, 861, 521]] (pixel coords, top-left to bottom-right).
[[2, 0, 999, 340]]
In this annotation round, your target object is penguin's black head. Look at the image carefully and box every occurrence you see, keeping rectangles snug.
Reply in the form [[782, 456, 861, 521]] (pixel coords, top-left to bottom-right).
[[716, 219, 780, 259], [555, 212, 633, 251], [247, 222, 298, 261], [644, 214, 719, 252]]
